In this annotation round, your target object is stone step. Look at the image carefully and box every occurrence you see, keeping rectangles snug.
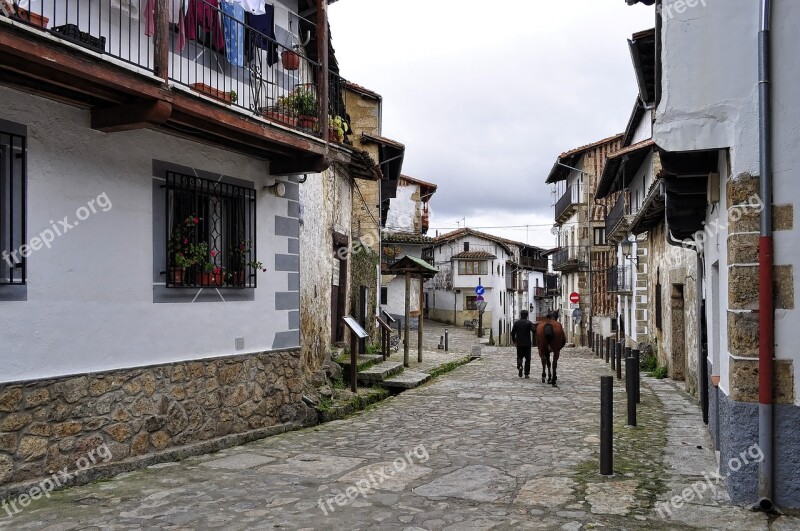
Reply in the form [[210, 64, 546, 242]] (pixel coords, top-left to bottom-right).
[[336, 354, 384, 372], [357, 361, 404, 383], [379, 370, 431, 390]]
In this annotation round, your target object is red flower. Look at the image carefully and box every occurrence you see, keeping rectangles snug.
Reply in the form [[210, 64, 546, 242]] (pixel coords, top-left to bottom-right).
[[193, 217, 199, 224], [213, 267, 221, 274], [183, 238, 188, 245], [210, 250, 217, 257]]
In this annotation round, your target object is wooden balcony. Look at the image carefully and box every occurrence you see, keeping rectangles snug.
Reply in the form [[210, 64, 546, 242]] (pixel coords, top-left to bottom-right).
[[0, 0, 351, 174]]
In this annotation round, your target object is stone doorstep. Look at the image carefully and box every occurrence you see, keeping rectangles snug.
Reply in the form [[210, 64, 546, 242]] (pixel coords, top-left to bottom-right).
[[336, 354, 383, 371], [379, 370, 432, 390], [356, 361, 405, 383]]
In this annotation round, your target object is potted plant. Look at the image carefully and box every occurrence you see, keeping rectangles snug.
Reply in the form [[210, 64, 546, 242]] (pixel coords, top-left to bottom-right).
[[263, 96, 298, 127], [10, 4, 49, 29], [193, 244, 224, 287], [329, 115, 348, 143], [284, 86, 318, 130], [227, 240, 265, 286], [281, 48, 301, 71], [168, 214, 202, 285], [230, 90, 238, 104], [190, 83, 233, 104]]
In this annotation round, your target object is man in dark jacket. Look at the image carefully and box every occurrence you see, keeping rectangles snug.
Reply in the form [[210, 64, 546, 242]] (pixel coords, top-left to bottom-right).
[[511, 310, 536, 378]]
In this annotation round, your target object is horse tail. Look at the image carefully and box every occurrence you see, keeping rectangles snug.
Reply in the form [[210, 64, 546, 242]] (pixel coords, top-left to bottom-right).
[[544, 323, 554, 342]]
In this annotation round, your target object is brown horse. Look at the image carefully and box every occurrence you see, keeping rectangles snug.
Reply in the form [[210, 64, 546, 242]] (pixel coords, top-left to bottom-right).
[[535, 317, 567, 386]]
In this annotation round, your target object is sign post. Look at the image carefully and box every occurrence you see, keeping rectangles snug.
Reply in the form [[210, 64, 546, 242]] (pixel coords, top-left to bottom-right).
[[475, 285, 486, 337], [569, 292, 580, 305], [343, 316, 369, 392]]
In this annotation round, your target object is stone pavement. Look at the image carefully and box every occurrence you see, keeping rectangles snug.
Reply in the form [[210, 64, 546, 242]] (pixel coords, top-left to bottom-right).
[[1, 336, 797, 530]]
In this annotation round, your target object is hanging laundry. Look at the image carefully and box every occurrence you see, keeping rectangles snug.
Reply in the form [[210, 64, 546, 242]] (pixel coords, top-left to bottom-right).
[[232, 0, 265, 15], [143, 0, 188, 52], [221, 1, 244, 67], [186, 0, 226, 52], [246, 4, 278, 66], [111, 0, 140, 20]]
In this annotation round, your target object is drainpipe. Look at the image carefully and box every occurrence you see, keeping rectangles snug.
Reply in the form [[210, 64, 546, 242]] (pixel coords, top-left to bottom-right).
[[757, 0, 774, 512]]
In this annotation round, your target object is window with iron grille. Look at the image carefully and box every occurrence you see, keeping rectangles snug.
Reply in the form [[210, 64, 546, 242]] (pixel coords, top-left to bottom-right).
[[0, 120, 26, 286], [165, 172, 257, 288], [655, 282, 663, 330], [465, 295, 477, 310]]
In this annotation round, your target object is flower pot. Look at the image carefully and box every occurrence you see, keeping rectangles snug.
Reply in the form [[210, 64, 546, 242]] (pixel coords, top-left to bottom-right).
[[263, 109, 297, 127], [170, 267, 186, 285], [228, 271, 247, 287], [327, 129, 339, 143], [190, 83, 232, 104], [297, 115, 318, 131], [281, 50, 300, 71], [196, 271, 224, 287], [15, 8, 49, 29]]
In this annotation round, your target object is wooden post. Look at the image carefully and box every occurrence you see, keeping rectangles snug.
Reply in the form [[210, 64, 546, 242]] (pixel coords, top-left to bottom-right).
[[316, 0, 329, 138], [404, 272, 411, 368], [350, 325, 357, 393], [153, 0, 169, 81], [418, 274, 424, 363]]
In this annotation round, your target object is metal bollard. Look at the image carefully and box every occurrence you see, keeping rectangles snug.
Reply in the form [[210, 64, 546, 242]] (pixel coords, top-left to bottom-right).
[[444, 329, 449, 352], [625, 346, 632, 361], [611, 342, 617, 370], [600, 375, 613, 475], [626, 356, 637, 426], [605, 338, 611, 363], [632, 349, 641, 404], [616, 343, 623, 380]]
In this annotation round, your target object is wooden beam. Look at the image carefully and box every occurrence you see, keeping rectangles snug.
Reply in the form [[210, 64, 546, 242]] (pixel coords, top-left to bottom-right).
[[270, 155, 330, 176], [91, 100, 172, 132], [404, 272, 411, 368], [153, 0, 169, 81]]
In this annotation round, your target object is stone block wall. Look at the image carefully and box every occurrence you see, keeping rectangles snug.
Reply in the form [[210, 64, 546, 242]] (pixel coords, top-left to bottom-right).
[[0, 349, 311, 489], [726, 172, 795, 404]]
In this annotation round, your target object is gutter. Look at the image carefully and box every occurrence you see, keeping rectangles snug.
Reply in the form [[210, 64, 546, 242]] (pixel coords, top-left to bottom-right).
[[757, 0, 775, 512]]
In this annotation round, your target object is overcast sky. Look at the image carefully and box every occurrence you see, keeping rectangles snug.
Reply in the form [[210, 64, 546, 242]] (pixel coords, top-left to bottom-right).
[[328, 0, 654, 248]]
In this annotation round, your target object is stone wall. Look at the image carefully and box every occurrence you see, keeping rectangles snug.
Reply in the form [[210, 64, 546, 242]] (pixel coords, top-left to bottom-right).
[[0, 349, 313, 490], [726, 172, 795, 404]]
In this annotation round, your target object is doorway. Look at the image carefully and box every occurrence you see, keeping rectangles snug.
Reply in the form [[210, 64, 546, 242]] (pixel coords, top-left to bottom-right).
[[671, 284, 686, 380], [331, 235, 349, 342]]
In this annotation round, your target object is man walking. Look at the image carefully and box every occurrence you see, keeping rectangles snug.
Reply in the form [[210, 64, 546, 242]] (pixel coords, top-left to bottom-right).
[[511, 310, 536, 378]]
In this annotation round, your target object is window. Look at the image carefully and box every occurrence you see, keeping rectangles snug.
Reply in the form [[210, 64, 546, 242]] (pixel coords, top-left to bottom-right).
[[465, 295, 477, 310], [380, 287, 388, 305], [165, 172, 257, 288], [594, 227, 606, 245], [458, 260, 487, 275], [0, 120, 26, 286], [464, 241, 469, 252]]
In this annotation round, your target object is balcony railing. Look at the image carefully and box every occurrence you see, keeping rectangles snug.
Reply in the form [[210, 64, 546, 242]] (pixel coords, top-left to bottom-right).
[[519, 256, 548, 270], [552, 246, 586, 270], [607, 266, 633, 293], [605, 193, 627, 237], [544, 273, 559, 292], [555, 183, 582, 221], [2, 0, 346, 141]]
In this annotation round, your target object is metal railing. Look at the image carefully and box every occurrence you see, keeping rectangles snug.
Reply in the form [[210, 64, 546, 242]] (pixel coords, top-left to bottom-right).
[[2, 0, 154, 70], [607, 266, 633, 293], [605, 193, 626, 236], [555, 183, 582, 220], [1, 0, 349, 140], [165, 171, 257, 289], [552, 246, 585, 269]]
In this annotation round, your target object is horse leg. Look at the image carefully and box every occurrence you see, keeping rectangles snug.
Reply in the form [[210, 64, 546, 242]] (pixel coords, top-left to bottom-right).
[[539, 352, 547, 383], [545, 352, 552, 384], [552, 350, 560, 387]]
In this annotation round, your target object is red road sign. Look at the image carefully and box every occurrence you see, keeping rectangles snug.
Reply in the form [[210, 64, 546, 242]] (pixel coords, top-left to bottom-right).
[[476, 295, 484, 302], [569, 292, 580, 304]]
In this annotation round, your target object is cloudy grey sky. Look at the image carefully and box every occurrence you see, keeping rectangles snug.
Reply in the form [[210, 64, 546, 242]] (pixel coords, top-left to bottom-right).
[[328, 0, 654, 248]]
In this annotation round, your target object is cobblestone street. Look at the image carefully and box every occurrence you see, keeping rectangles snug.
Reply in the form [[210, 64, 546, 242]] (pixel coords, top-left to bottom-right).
[[1, 326, 795, 530]]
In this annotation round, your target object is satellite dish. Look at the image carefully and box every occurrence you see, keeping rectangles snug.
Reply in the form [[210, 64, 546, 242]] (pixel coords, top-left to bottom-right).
[[550, 225, 560, 236]]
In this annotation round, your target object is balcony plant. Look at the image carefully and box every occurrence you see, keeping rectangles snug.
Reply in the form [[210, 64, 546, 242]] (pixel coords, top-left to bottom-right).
[[281, 48, 301, 71], [264, 95, 298, 127], [283, 85, 318, 130], [193, 243, 224, 287], [168, 214, 202, 285], [328, 115, 348, 143]]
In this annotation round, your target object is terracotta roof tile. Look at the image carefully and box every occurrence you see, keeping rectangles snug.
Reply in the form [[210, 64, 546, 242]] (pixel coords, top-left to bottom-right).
[[452, 251, 497, 260]]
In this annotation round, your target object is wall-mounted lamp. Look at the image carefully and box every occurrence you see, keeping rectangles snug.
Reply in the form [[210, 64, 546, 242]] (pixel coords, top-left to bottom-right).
[[622, 233, 638, 270], [264, 182, 287, 197]]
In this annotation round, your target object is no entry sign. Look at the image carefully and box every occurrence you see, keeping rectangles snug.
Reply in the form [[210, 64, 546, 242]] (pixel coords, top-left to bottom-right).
[[569, 292, 580, 304]]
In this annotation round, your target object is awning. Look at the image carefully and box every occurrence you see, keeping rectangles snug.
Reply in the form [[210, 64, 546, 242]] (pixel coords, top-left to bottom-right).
[[659, 149, 719, 241]]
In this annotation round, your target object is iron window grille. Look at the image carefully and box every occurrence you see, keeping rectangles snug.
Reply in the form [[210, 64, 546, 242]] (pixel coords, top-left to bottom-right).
[[165, 172, 257, 289], [0, 122, 26, 286]]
